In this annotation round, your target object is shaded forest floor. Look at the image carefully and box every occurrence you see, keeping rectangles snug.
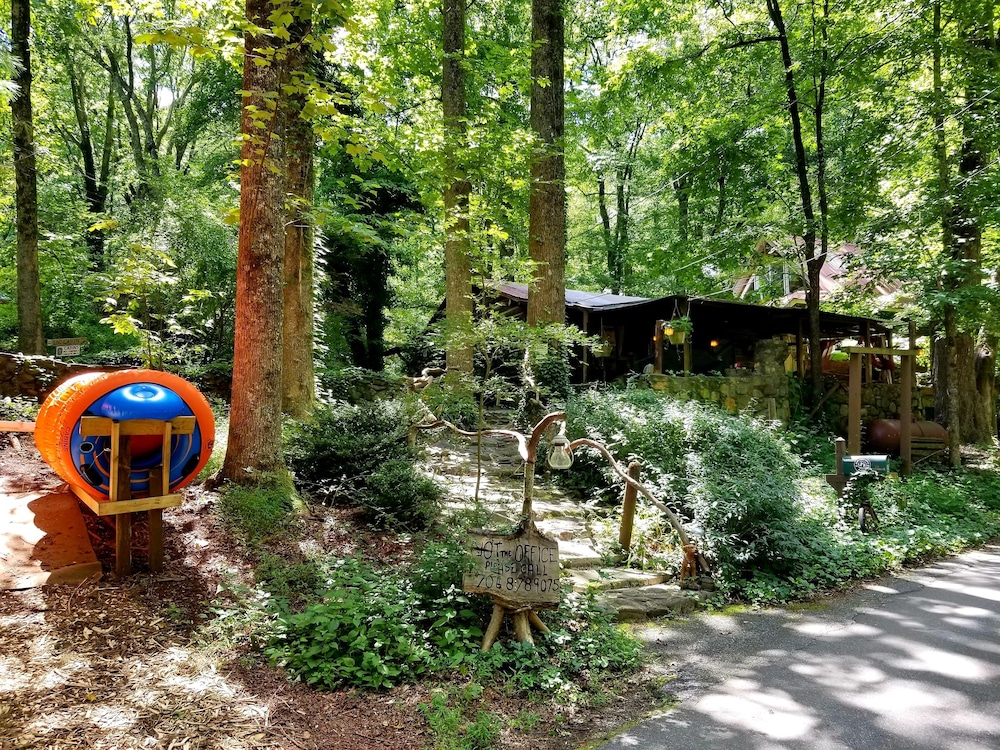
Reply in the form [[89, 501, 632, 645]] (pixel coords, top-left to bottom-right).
[[0, 433, 670, 750]]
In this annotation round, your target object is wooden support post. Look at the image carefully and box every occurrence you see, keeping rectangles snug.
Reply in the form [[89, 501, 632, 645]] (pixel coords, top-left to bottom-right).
[[513, 611, 533, 645], [796, 319, 806, 377], [582, 310, 589, 383], [482, 603, 505, 651], [654, 320, 664, 374], [848, 352, 862, 455], [863, 322, 873, 383], [112, 424, 133, 578], [527, 611, 550, 634], [148, 510, 164, 573], [683, 339, 692, 373], [619, 461, 641, 550], [481, 601, 549, 651], [900, 353, 913, 476]]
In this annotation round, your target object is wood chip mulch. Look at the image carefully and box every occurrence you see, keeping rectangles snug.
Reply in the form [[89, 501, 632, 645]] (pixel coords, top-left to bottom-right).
[[1, 435, 667, 750]]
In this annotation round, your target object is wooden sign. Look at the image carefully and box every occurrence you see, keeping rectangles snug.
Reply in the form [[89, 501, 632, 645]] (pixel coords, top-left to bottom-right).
[[47, 337, 89, 347], [464, 519, 560, 607], [56, 345, 82, 356]]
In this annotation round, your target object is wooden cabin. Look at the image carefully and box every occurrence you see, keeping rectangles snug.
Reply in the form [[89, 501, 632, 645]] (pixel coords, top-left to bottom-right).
[[483, 282, 894, 384]]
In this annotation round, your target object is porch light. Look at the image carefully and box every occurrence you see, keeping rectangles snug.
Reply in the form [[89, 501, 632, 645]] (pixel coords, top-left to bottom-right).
[[547, 434, 574, 470], [663, 323, 675, 336], [710, 339, 719, 348]]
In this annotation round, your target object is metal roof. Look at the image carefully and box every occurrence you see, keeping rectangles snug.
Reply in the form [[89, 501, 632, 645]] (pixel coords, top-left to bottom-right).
[[490, 282, 652, 312], [487, 281, 891, 337]]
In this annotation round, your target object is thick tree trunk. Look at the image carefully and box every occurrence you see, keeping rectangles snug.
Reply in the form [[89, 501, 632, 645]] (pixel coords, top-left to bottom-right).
[[526, 0, 566, 326], [930, 0, 996, 446], [442, 0, 473, 371], [934, 332, 996, 445], [281, 27, 316, 418], [937, 309, 963, 466], [12, 0, 44, 354], [221, 0, 287, 482]]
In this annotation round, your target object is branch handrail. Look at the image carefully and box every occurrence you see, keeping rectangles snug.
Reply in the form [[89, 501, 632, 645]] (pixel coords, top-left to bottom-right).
[[412, 415, 711, 575], [412, 418, 529, 461], [568, 438, 711, 575]]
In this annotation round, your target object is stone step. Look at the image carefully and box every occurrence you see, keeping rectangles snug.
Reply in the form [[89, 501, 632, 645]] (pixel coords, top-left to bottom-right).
[[556, 539, 605, 568], [595, 582, 717, 622], [567, 567, 671, 592]]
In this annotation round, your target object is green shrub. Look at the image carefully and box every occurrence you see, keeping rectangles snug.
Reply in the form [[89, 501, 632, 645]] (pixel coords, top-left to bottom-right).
[[562, 388, 1000, 603], [266, 556, 484, 689], [284, 399, 440, 529], [363, 459, 443, 529], [565, 389, 807, 589], [284, 400, 411, 484], [264, 544, 641, 693]]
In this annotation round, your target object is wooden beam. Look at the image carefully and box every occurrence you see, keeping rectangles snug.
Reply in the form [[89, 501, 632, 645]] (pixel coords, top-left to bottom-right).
[[78, 416, 196, 437], [848, 352, 862, 454], [654, 320, 664, 374], [71, 487, 183, 516], [0, 421, 35, 432], [842, 346, 920, 357]]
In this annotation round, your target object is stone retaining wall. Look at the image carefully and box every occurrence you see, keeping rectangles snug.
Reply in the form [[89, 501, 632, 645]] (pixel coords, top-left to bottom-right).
[[825, 379, 936, 434], [0, 353, 102, 400], [639, 337, 936, 431], [644, 338, 793, 424]]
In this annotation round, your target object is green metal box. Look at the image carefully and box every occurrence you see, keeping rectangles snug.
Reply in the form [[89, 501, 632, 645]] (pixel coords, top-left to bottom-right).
[[842, 455, 889, 476]]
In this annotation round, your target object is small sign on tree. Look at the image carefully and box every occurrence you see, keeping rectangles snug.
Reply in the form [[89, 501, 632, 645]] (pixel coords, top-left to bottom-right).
[[47, 337, 88, 357]]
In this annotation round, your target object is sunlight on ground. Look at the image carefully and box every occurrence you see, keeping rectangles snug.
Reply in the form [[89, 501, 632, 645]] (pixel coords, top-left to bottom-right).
[[697, 679, 820, 740], [0, 600, 278, 749]]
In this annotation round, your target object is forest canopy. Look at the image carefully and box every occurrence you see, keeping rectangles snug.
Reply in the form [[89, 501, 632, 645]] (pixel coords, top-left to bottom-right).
[[0, 0, 996, 418]]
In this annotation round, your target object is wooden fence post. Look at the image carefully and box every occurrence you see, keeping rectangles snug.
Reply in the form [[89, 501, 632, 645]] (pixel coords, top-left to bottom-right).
[[619, 461, 642, 550]]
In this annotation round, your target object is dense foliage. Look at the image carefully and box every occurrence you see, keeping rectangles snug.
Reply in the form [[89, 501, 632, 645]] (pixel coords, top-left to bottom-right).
[[206, 534, 640, 695], [565, 388, 1000, 603], [283, 399, 442, 529], [1, 0, 996, 379]]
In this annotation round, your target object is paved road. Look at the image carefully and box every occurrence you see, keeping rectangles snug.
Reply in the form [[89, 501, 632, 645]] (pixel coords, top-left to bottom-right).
[[603, 544, 1000, 749]]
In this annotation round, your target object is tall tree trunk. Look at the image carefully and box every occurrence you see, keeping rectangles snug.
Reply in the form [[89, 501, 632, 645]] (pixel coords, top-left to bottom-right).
[[526, 0, 566, 326], [442, 0, 473, 371], [11, 0, 44, 354], [282, 27, 316, 418], [932, 0, 996, 445], [67, 56, 114, 268], [597, 174, 628, 295], [767, 0, 823, 406], [221, 0, 287, 483]]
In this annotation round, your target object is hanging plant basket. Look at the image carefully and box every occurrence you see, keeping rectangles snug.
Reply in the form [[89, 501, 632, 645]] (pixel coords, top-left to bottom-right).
[[663, 317, 692, 346]]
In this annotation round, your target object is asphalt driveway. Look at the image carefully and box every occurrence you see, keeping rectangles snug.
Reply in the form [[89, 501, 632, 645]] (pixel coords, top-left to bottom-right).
[[603, 544, 1000, 749]]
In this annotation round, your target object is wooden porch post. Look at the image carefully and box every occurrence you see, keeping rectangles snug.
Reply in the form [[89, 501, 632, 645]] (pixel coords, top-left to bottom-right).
[[900, 352, 913, 475], [848, 351, 862, 454], [654, 320, 664, 374]]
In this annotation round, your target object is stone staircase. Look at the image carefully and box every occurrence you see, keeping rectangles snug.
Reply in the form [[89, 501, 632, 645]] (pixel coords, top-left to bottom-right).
[[418, 428, 714, 621]]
